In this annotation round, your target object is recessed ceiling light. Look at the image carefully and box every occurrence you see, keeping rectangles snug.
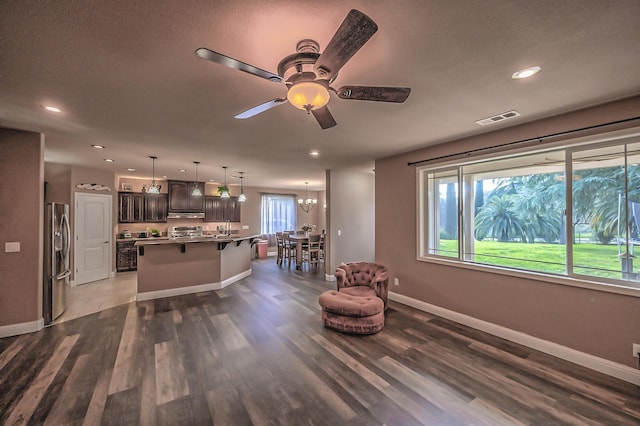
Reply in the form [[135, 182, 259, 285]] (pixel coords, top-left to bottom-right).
[[91, 144, 106, 149], [208, 179, 216, 182], [43, 106, 61, 113], [162, 175, 168, 179], [179, 169, 187, 173], [310, 150, 320, 157], [127, 168, 136, 172], [512, 66, 541, 79], [104, 158, 115, 163]]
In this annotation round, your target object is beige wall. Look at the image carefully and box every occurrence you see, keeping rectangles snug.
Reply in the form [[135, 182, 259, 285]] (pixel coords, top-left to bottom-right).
[[241, 185, 322, 235], [326, 169, 375, 275], [44, 163, 71, 204], [375, 95, 640, 368], [0, 128, 44, 327]]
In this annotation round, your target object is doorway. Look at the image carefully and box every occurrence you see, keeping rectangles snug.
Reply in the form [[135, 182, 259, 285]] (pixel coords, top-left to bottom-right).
[[73, 192, 112, 285]]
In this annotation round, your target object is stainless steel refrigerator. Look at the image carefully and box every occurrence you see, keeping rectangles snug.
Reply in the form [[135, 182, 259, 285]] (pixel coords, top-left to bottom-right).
[[44, 202, 70, 324]]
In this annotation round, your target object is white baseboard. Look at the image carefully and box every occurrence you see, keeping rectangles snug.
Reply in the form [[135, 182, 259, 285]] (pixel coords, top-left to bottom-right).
[[0, 317, 44, 338], [389, 291, 640, 387], [137, 269, 252, 301], [137, 282, 221, 301], [220, 269, 252, 289]]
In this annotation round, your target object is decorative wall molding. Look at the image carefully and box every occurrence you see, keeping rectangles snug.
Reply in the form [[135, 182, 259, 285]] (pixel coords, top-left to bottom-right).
[[389, 291, 640, 386], [76, 183, 111, 191]]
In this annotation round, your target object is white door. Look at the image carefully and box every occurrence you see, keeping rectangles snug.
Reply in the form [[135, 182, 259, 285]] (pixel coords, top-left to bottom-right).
[[74, 193, 112, 285]]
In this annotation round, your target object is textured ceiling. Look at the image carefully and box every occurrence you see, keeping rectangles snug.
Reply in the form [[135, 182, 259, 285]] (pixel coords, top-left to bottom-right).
[[1, 0, 639, 190]]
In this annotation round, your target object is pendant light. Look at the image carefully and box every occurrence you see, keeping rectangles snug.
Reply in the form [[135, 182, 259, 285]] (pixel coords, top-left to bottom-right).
[[220, 166, 230, 198], [297, 181, 317, 212], [148, 156, 160, 194], [238, 171, 247, 202], [191, 161, 203, 196]]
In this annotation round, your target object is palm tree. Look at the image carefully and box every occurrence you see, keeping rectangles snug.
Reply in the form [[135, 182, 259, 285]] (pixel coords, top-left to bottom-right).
[[474, 195, 527, 242]]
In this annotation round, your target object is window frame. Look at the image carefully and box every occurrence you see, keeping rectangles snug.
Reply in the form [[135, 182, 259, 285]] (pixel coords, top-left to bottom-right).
[[416, 127, 640, 298]]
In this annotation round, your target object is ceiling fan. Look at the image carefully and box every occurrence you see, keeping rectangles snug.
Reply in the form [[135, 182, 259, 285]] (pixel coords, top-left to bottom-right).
[[195, 9, 411, 129]]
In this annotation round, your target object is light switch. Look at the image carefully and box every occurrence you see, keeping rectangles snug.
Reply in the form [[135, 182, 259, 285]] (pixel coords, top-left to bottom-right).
[[242, 225, 249, 229], [5, 242, 20, 252], [337, 229, 342, 236]]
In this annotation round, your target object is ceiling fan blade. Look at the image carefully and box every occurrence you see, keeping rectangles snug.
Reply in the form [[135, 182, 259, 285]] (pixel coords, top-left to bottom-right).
[[234, 99, 288, 119], [311, 106, 337, 129], [336, 86, 411, 103], [195, 48, 283, 83], [314, 9, 378, 81]]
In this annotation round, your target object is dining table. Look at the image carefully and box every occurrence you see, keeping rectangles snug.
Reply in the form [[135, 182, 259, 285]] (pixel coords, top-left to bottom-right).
[[288, 233, 321, 270]]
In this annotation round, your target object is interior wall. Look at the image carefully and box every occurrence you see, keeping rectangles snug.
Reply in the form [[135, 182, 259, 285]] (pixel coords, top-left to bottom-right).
[[0, 128, 44, 328], [375, 95, 640, 368], [44, 162, 71, 205], [326, 169, 375, 276], [239, 185, 321, 236]]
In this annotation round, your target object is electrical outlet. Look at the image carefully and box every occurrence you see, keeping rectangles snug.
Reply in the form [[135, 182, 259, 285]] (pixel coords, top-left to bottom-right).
[[633, 343, 640, 358], [394, 278, 400, 286]]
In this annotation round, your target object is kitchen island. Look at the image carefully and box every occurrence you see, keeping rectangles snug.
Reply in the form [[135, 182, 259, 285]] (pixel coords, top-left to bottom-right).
[[134, 234, 259, 301]]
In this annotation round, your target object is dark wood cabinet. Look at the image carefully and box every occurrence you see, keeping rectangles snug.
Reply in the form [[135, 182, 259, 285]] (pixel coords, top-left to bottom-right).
[[224, 197, 241, 222], [144, 193, 168, 222], [116, 240, 137, 272], [204, 196, 241, 222], [119, 192, 168, 223], [118, 192, 144, 223], [205, 196, 224, 222], [168, 180, 205, 212]]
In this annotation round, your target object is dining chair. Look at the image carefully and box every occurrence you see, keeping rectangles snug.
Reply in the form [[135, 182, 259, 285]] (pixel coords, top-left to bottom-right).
[[302, 234, 321, 270], [275, 232, 284, 265], [319, 232, 325, 263], [282, 232, 296, 265]]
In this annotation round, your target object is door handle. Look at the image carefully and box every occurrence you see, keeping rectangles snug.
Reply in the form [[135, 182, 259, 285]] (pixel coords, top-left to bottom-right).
[[104, 241, 109, 244], [56, 270, 71, 279]]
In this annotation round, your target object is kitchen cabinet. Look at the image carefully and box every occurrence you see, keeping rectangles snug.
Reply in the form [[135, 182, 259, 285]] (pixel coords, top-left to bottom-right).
[[204, 196, 241, 222], [144, 193, 168, 222], [224, 197, 241, 222], [118, 192, 144, 223], [116, 240, 137, 272], [168, 180, 205, 212], [205, 196, 224, 222]]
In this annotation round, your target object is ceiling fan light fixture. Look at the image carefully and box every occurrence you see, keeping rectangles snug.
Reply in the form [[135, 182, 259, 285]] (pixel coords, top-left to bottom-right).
[[287, 81, 330, 112]]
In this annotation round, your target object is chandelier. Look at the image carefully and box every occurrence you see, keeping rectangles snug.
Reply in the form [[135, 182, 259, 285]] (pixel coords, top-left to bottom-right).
[[298, 182, 317, 213]]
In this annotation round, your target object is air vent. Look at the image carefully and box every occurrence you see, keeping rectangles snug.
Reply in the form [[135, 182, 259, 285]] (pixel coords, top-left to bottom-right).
[[475, 110, 521, 126]]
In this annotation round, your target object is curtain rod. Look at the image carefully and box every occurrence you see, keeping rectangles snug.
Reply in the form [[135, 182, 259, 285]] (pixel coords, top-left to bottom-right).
[[407, 116, 640, 167]]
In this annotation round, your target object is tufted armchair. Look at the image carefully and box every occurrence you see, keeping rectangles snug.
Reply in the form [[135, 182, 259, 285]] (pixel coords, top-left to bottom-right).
[[335, 262, 389, 310]]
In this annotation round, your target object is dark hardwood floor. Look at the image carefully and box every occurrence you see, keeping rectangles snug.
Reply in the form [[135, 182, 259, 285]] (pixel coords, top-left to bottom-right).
[[1, 259, 639, 425]]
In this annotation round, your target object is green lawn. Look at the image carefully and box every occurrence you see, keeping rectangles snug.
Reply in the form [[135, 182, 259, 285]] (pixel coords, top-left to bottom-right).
[[437, 240, 629, 279]]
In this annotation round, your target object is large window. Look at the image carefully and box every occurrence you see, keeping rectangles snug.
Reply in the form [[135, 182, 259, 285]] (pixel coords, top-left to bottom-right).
[[261, 194, 296, 234], [419, 138, 640, 290]]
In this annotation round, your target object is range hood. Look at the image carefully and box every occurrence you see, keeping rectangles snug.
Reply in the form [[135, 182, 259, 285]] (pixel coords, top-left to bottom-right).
[[167, 212, 205, 219]]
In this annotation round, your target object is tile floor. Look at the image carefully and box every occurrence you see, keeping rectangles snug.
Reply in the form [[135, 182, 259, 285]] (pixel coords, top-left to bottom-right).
[[54, 272, 137, 324]]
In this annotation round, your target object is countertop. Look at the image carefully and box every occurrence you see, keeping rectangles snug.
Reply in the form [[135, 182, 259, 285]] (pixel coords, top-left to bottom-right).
[[133, 234, 260, 246]]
